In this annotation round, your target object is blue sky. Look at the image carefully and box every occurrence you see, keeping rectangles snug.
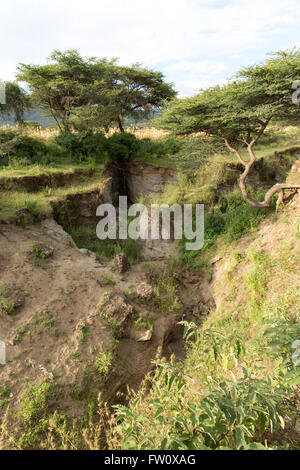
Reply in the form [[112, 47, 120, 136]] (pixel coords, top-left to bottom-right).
[[1, 0, 300, 96]]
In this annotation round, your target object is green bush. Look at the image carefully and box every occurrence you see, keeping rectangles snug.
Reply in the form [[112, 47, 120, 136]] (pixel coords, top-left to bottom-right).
[[106, 132, 140, 161], [0, 128, 18, 144], [55, 131, 112, 162], [177, 188, 275, 270], [0, 129, 57, 167], [69, 223, 141, 264], [113, 318, 300, 450], [55, 131, 184, 163], [136, 135, 183, 160], [57, 131, 144, 163]]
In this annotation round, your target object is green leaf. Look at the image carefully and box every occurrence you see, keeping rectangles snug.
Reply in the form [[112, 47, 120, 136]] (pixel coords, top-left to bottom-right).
[[258, 413, 269, 435]]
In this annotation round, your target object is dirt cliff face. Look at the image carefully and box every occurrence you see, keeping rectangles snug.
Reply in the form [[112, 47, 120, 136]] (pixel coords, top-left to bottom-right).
[[51, 187, 109, 228], [124, 161, 178, 202], [0, 169, 94, 193], [0, 215, 213, 424], [0, 219, 112, 416]]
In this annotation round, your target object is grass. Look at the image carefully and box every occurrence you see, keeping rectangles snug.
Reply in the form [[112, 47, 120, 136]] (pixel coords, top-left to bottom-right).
[[0, 123, 298, 222], [19, 381, 54, 425], [69, 224, 141, 264], [14, 326, 29, 343], [0, 167, 107, 219], [0, 296, 16, 315], [99, 309, 122, 333], [28, 242, 52, 266], [1, 123, 168, 143], [132, 315, 153, 332], [0, 160, 99, 178], [0, 387, 10, 410], [99, 275, 116, 287], [78, 325, 90, 344], [170, 188, 274, 273], [150, 267, 181, 315]]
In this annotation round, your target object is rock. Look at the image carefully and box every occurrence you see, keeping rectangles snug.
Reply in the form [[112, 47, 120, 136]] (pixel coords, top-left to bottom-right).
[[135, 282, 154, 300], [41, 219, 77, 247], [38, 365, 54, 380], [125, 160, 178, 201], [136, 330, 152, 342], [211, 255, 223, 264], [128, 328, 153, 342], [30, 243, 54, 260], [36, 211, 49, 222], [79, 248, 96, 258], [98, 292, 133, 325], [79, 248, 89, 255], [13, 296, 25, 309], [113, 253, 130, 274], [41, 245, 54, 259]]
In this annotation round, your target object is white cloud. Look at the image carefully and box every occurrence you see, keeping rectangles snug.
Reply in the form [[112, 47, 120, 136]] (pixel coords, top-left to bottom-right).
[[0, 0, 300, 96], [162, 60, 227, 96], [163, 61, 226, 75]]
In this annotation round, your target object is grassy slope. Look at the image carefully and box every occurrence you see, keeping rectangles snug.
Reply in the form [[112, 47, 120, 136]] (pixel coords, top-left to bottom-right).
[[105, 126, 300, 450], [107, 202, 300, 450], [0, 165, 107, 219], [0, 160, 99, 178]]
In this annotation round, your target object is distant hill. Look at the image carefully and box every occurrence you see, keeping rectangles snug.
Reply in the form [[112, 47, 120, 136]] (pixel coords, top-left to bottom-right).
[[0, 109, 161, 128], [0, 109, 56, 127]]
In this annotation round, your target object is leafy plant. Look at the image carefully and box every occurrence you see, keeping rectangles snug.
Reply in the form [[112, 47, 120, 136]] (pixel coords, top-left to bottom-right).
[[94, 350, 112, 375]]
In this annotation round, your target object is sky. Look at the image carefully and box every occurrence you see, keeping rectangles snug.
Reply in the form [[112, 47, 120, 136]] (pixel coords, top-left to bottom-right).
[[1, 0, 300, 97]]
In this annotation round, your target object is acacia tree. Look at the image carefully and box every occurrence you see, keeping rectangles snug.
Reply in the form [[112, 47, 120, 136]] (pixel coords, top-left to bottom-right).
[[156, 50, 300, 208], [71, 62, 176, 132], [17, 50, 176, 133], [105, 64, 176, 132], [17, 50, 114, 132], [0, 81, 29, 124]]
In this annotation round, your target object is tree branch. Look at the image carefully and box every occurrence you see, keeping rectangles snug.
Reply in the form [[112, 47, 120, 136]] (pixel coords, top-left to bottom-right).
[[223, 138, 246, 166], [238, 181, 300, 208]]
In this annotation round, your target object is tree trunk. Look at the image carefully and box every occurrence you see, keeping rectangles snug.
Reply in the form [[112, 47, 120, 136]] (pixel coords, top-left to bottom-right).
[[50, 110, 62, 132], [117, 115, 125, 133]]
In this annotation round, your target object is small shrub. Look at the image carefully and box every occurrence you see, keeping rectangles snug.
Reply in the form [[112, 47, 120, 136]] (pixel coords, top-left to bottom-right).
[[94, 350, 112, 376], [106, 132, 140, 161], [19, 381, 54, 425], [55, 131, 108, 162]]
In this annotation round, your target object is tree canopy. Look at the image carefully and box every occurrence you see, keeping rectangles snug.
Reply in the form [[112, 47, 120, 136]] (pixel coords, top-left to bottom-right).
[[0, 81, 29, 124], [17, 50, 114, 131], [17, 50, 176, 132]]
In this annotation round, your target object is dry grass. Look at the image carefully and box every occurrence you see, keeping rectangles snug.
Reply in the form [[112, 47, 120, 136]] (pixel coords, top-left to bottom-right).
[[1, 124, 168, 141], [104, 126, 168, 140]]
